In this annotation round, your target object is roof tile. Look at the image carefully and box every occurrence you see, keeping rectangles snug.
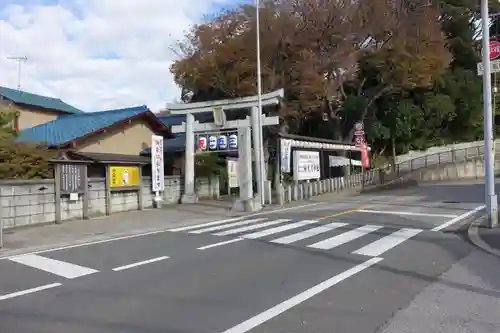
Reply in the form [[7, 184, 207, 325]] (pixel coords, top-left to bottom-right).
[[0, 86, 83, 114], [17, 105, 154, 146]]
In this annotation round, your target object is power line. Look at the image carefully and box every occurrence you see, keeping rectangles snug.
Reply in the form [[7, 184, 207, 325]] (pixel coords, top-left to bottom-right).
[[6, 56, 27, 90]]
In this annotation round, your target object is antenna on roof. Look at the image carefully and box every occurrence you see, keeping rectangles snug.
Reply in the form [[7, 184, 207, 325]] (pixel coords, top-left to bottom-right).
[[7, 56, 28, 90]]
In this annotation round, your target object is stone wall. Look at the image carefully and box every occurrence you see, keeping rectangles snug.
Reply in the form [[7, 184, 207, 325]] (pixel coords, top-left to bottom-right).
[[0, 176, 219, 229]]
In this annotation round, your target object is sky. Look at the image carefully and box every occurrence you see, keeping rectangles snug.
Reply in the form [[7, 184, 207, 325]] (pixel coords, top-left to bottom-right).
[[0, 0, 249, 112]]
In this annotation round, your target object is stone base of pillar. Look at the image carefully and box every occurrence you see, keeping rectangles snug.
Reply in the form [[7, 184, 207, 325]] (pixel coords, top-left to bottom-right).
[[181, 193, 199, 204], [231, 197, 262, 212]]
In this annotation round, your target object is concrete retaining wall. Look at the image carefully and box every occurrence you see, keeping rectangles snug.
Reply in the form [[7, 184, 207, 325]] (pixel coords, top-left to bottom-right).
[[0, 176, 219, 229]]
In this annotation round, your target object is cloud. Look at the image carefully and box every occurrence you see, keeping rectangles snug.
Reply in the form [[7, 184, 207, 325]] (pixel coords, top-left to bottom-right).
[[0, 0, 248, 112]]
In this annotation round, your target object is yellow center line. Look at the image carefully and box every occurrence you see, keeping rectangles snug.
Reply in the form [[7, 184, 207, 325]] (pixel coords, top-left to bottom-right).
[[317, 204, 377, 220]]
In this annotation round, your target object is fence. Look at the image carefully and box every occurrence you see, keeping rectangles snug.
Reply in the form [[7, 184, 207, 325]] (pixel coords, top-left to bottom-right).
[[274, 145, 490, 205], [0, 176, 220, 230]]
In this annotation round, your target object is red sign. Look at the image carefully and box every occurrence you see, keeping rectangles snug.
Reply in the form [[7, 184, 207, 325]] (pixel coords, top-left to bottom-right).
[[490, 41, 500, 59], [354, 135, 365, 146], [361, 146, 370, 169]]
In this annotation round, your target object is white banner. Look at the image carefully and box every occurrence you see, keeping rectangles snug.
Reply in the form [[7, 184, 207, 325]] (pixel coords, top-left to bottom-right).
[[151, 135, 164, 192], [280, 139, 292, 172], [328, 156, 362, 167], [227, 159, 239, 188], [293, 150, 321, 181]]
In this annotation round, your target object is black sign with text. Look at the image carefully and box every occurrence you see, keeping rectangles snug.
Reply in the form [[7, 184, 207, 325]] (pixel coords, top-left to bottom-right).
[[59, 164, 86, 194]]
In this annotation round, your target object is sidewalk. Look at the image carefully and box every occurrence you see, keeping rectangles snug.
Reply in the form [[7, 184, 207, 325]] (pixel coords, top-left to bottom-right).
[[0, 198, 325, 258], [0, 201, 242, 258], [379, 249, 500, 333]]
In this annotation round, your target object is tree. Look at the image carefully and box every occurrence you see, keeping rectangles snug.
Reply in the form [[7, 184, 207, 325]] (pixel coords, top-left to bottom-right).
[[0, 105, 56, 179], [170, 0, 482, 167]]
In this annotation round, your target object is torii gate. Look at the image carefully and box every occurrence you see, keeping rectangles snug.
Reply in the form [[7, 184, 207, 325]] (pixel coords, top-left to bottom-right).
[[168, 89, 283, 211]]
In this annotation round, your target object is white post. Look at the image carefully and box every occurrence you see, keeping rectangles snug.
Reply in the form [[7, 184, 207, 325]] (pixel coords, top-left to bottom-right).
[[481, 0, 498, 227], [181, 113, 198, 203]]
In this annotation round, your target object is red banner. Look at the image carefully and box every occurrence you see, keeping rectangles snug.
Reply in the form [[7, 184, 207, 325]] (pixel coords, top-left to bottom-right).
[[361, 146, 370, 169]]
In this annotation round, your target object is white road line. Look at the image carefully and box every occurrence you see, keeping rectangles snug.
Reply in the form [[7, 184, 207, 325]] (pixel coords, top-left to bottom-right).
[[112, 256, 169, 271], [189, 218, 267, 234], [214, 219, 291, 236], [352, 228, 422, 257], [168, 202, 323, 233], [221, 257, 383, 333], [308, 225, 383, 250], [271, 222, 348, 244], [197, 238, 243, 250], [0, 283, 62, 301], [9, 254, 98, 279], [432, 205, 486, 231], [357, 209, 457, 218], [168, 217, 245, 232], [242, 220, 318, 239]]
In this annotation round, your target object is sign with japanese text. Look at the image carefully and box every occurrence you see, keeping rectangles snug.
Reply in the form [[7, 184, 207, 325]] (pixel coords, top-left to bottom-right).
[[109, 166, 140, 188], [227, 159, 239, 188], [293, 150, 321, 181], [59, 163, 86, 194], [151, 135, 164, 192]]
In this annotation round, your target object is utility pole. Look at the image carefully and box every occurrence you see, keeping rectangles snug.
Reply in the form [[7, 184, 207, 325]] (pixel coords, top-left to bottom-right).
[[255, 0, 266, 206], [7, 56, 27, 90], [480, 0, 498, 227]]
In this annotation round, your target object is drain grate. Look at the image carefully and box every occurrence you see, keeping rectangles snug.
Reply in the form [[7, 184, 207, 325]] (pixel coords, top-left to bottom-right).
[[442, 200, 460, 204]]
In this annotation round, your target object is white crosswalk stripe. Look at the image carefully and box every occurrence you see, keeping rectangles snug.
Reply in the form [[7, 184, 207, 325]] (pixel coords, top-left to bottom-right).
[[308, 225, 383, 250], [172, 216, 424, 258], [271, 222, 348, 244], [352, 228, 422, 257], [189, 218, 267, 234], [214, 219, 291, 236], [242, 220, 318, 239]]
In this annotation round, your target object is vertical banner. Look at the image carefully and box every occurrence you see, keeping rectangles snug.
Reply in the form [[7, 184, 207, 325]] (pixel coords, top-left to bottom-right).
[[280, 139, 292, 172], [227, 159, 239, 188], [361, 146, 370, 169], [151, 135, 164, 192]]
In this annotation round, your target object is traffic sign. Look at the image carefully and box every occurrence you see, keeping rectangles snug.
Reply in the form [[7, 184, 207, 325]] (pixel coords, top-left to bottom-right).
[[477, 58, 500, 75], [354, 135, 364, 146], [354, 122, 364, 131]]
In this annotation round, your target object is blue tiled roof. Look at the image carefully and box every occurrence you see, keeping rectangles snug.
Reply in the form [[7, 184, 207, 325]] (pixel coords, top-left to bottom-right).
[[17, 105, 153, 146], [0, 86, 83, 114]]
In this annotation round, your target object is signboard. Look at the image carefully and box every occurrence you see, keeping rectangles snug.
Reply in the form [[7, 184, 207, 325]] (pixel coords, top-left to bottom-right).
[[280, 139, 292, 172], [151, 135, 164, 192], [293, 150, 321, 181], [491, 41, 500, 59], [477, 58, 500, 75], [109, 166, 140, 188], [227, 159, 239, 188], [59, 163, 86, 194]]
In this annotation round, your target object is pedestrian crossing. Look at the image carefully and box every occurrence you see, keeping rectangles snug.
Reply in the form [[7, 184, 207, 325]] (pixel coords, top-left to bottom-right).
[[174, 217, 424, 258]]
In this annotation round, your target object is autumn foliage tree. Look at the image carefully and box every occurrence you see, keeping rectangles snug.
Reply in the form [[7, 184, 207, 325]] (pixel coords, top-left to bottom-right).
[[170, 0, 480, 163]]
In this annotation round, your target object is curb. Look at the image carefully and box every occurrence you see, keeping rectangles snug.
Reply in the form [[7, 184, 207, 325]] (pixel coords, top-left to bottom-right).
[[467, 214, 500, 259]]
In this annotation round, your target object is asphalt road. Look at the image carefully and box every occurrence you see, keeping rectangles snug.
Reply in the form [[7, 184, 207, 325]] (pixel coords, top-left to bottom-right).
[[0, 183, 491, 333]]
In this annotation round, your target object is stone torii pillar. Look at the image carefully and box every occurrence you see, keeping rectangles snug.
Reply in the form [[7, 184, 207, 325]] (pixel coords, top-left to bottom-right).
[[167, 89, 283, 207]]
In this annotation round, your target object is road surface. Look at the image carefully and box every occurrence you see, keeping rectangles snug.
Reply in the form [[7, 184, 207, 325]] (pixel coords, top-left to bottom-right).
[[0, 183, 494, 333]]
